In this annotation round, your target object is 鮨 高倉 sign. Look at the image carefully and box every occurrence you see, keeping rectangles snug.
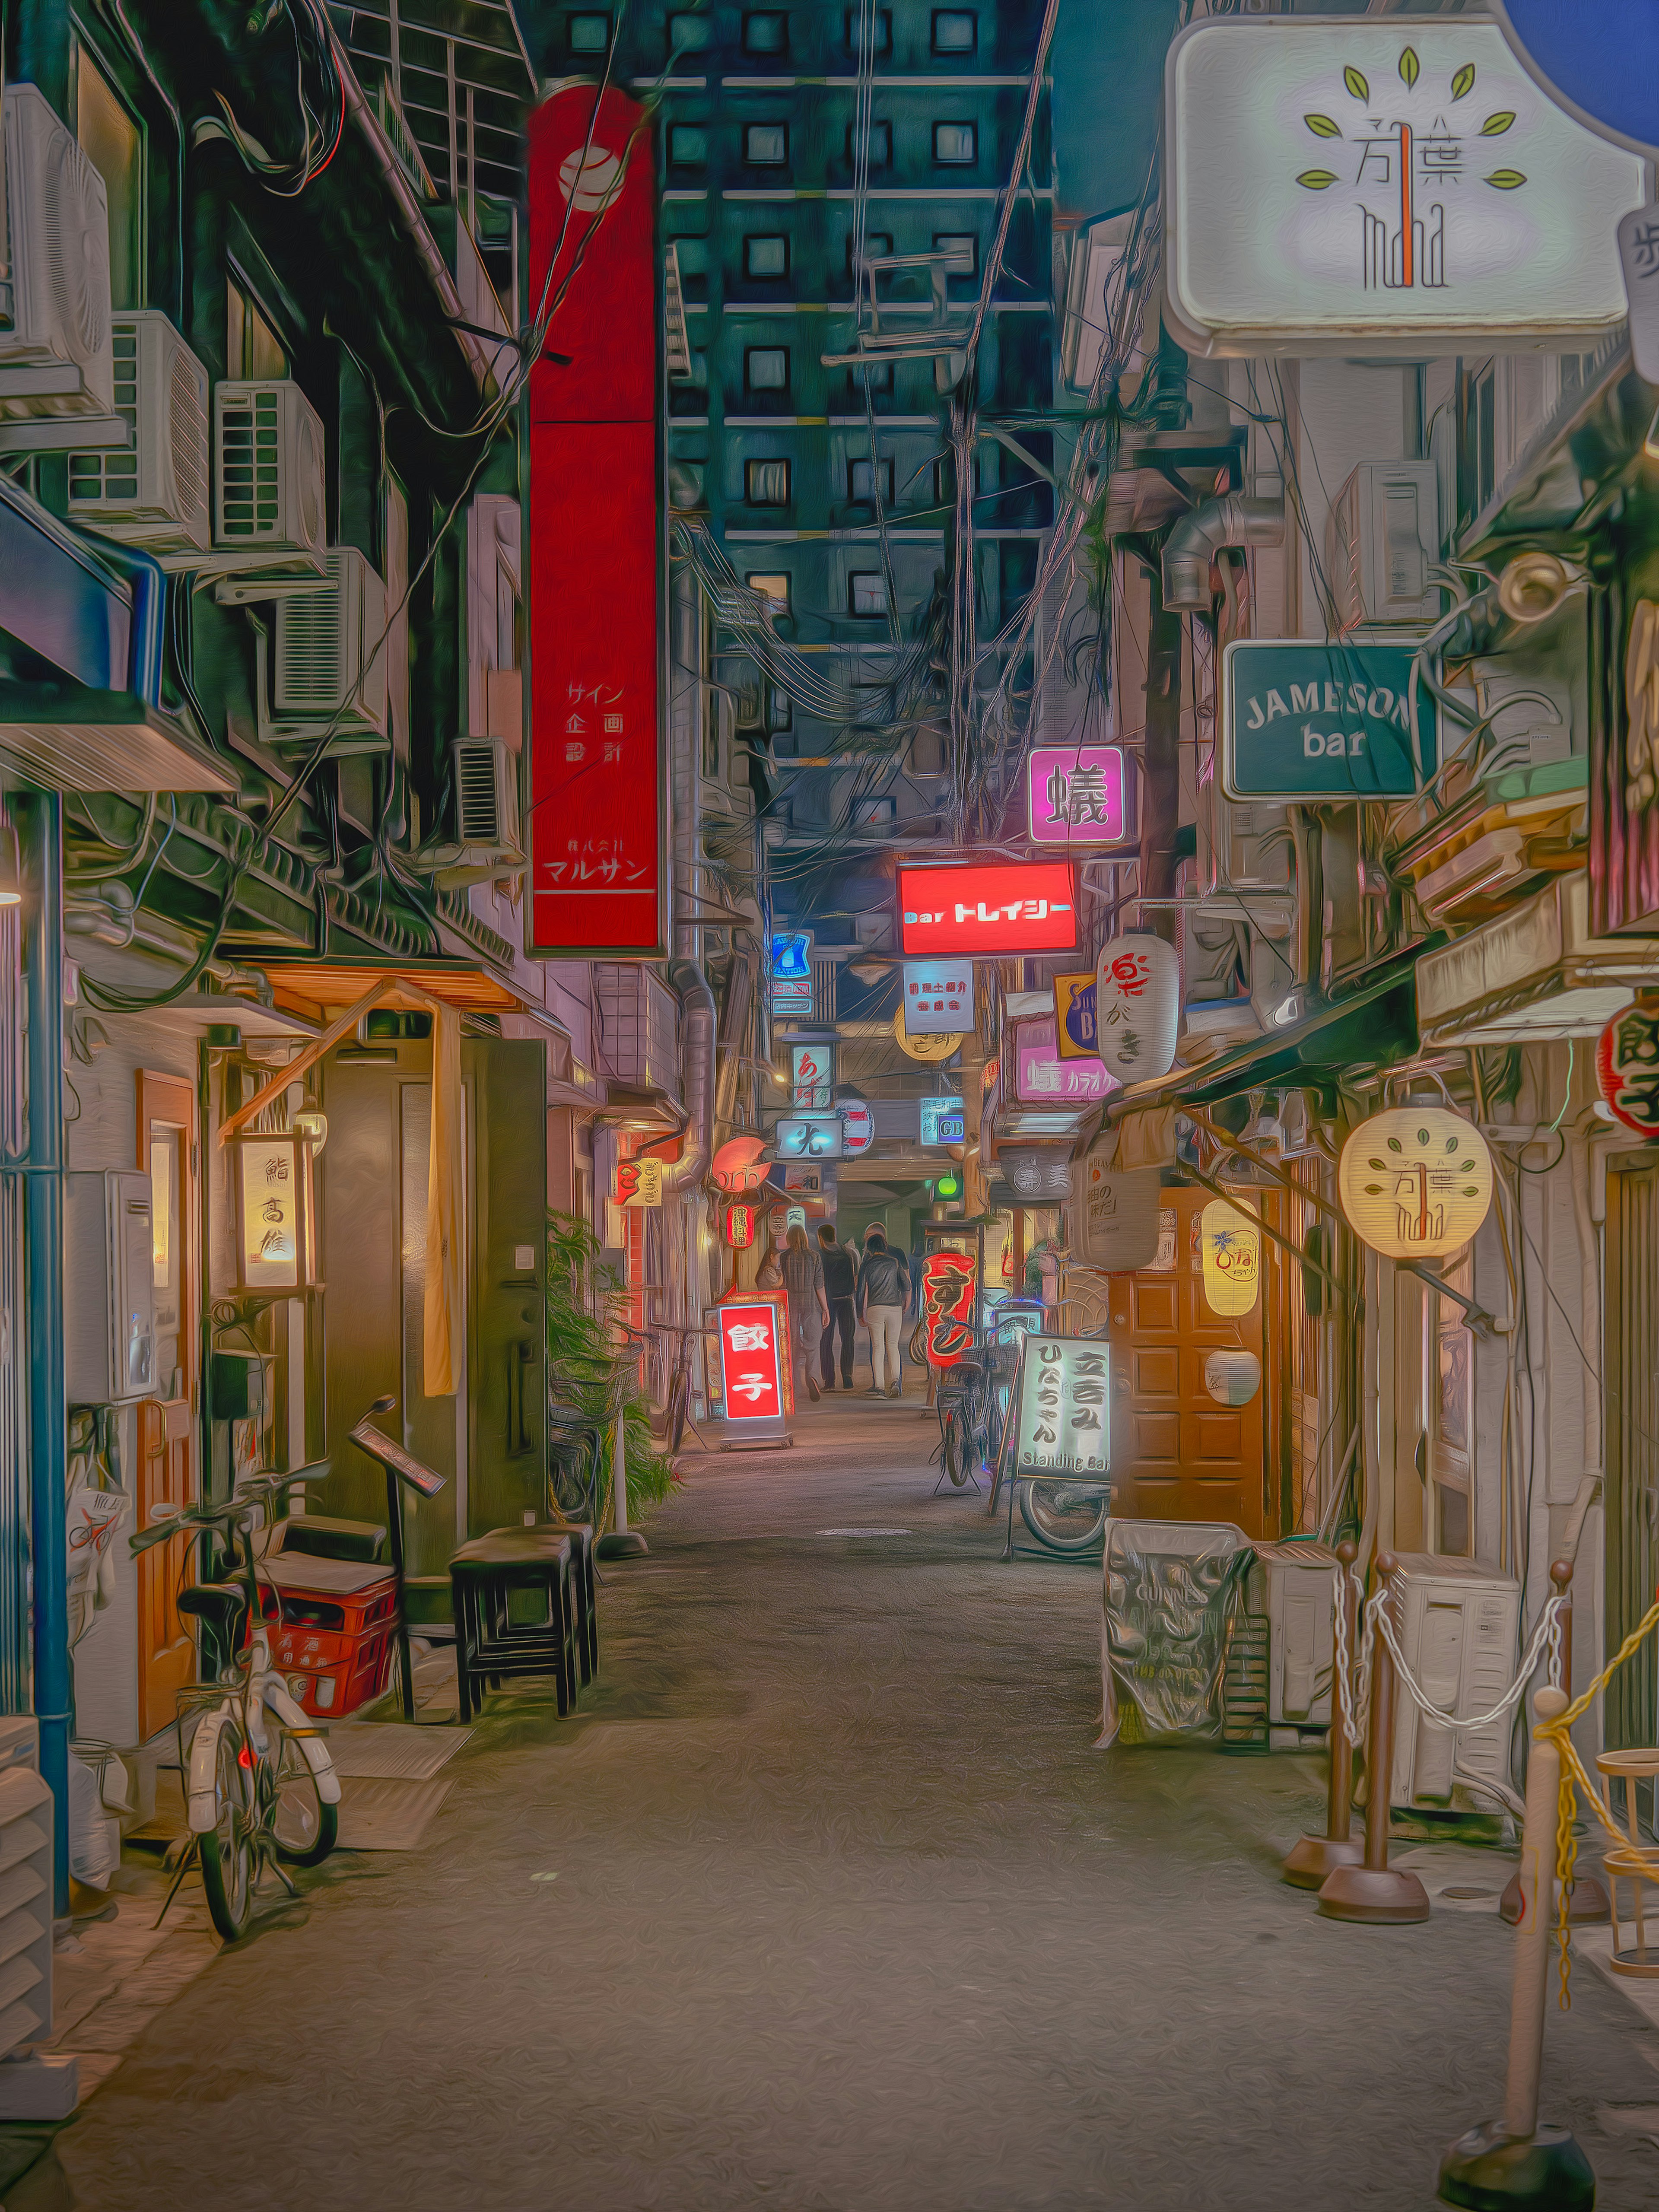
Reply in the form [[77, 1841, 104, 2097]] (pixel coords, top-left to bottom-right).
[[1014, 1337, 1110, 1478]]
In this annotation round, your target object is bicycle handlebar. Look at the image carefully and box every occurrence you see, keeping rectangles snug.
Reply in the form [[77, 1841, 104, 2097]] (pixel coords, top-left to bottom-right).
[[129, 1458, 331, 1555]]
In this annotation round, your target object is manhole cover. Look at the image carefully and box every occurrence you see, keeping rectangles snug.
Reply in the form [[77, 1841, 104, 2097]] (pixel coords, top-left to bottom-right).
[[1442, 1886, 1498, 1901]]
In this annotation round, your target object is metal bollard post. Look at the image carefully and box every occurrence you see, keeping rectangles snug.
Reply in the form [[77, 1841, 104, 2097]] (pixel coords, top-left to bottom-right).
[[1438, 1684, 1595, 2210], [595, 1402, 648, 1560], [1284, 1539, 1366, 1889], [1318, 1552, 1430, 1923], [1501, 1563, 1608, 1927]]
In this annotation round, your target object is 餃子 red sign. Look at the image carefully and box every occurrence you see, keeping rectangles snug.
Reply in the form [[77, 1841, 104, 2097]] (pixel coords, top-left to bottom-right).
[[898, 860, 1078, 958], [717, 1300, 783, 1421], [526, 84, 664, 957], [921, 1251, 977, 1367]]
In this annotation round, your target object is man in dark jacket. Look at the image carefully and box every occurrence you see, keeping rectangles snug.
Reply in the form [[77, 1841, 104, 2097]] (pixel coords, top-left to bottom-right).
[[817, 1222, 858, 1390], [856, 1230, 911, 1399]]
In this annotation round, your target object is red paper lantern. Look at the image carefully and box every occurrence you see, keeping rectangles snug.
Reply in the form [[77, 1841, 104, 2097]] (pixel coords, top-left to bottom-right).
[[724, 1201, 757, 1249], [1597, 999, 1659, 1137]]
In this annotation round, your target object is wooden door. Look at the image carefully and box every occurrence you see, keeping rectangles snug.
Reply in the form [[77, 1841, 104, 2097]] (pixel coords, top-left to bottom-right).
[[137, 1074, 198, 1741], [1606, 1154, 1659, 1752], [1106, 1186, 1266, 1536]]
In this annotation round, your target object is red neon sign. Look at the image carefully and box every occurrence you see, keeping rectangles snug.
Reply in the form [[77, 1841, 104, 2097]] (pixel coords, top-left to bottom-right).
[[921, 1251, 977, 1368], [718, 1300, 783, 1421], [898, 860, 1078, 958], [526, 85, 664, 957]]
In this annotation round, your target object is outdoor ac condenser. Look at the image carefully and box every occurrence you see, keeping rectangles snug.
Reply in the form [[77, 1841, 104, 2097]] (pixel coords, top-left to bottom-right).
[[1246, 1540, 1337, 1730], [453, 737, 521, 850], [214, 378, 326, 556], [1325, 459, 1440, 628], [0, 85, 114, 417], [274, 547, 388, 738], [1386, 1553, 1521, 1812], [67, 311, 210, 550]]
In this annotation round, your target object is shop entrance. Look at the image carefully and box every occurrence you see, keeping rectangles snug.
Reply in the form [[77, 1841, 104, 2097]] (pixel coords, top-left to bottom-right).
[[136, 1071, 198, 1741], [1105, 1185, 1267, 1537]]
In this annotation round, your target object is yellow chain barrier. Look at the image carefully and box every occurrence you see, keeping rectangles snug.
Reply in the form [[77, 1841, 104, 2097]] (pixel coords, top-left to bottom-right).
[[1535, 1591, 1659, 2009]]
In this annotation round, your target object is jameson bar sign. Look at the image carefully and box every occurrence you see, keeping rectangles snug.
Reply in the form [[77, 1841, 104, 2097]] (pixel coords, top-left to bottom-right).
[[1220, 640, 1437, 802]]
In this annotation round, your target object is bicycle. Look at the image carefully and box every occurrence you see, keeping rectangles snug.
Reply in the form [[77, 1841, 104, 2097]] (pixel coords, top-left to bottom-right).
[[934, 1343, 1006, 1490], [133, 1459, 343, 1942]]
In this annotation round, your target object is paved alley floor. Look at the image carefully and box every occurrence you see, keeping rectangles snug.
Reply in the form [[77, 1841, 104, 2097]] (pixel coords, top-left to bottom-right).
[[16, 1389, 1659, 2211]]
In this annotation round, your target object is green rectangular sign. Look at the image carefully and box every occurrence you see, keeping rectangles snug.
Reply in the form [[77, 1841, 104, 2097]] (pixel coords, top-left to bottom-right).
[[1221, 639, 1437, 802]]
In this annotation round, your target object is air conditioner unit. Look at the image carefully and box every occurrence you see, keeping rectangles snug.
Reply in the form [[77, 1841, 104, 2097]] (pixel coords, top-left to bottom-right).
[[454, 736, 521, 847], [273, 548, 388, 738], [1386, 1554, 1521, 1812], [1246, 1540, 1338, 1730], [214, 379, 326, 557], [67, 312, 210, 549], [1326, 459, 1440, 628], [0, 1719, 67, 2110], [0, 85, 114, 418]]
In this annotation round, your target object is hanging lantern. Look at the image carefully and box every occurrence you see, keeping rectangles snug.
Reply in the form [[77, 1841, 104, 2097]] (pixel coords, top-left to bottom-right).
[[229, 1129, 319, 1293], [1199, 1197, 1260, 1318], [1337, 1107, 1494, 1260], [1204, 1348, 1262, 1406], [1596, 998, 1659, 1137], [724, 1201, 757, 1249], [1094, 934, 1180, 1085], [712, 1135, 769, 1193]]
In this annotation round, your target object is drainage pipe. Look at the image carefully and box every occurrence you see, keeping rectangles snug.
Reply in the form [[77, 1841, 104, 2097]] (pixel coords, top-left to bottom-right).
[[1161, 493, 1284, 613]]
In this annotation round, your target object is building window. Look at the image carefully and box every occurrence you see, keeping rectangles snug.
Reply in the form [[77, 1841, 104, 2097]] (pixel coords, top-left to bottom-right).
[[745, 123, 788, 166], [745, 233, 789, 278], [769, 687, 792, 731], [745, 346, 789, 391], [849, 121, 891, 167], [227, 277, 288, 380], [849, 458, 893, 503], [76, 46, 143, 310], [932, 10, 976, 52], [569, 12, 610, 51], [848, 230, 893, 277], [849, 572, 889, 618], [668, 124, 709, 166], [668, 12, 712, 51], [934, 232, 976, 275], [933, 121, 976, 164], [846, 9, 891, 53], [747, 572, 791, 612], [745, 458, 791, 505], [742, 11, 788, 54]]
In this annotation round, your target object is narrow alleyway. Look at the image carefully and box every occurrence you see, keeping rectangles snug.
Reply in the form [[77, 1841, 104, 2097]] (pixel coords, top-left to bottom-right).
[[17, 1395, 1659, 2212]]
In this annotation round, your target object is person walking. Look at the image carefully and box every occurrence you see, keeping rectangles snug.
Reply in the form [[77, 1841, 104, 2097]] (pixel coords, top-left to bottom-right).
[[817, 1222, 858, 1391], [857, 1230, 910, 1401], [779, 1224, 828, 1403]]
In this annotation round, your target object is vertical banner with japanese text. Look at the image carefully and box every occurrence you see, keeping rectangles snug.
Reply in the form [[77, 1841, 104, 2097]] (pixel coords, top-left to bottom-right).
[[1013, 1338, 1110, 1477], [526, 85, 665, 956]]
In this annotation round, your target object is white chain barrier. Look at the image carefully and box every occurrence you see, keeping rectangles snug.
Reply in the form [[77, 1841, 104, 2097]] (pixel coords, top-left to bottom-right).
[[1372, 1589, 1567, 1735], [1331, 1569, 1565, 1745]]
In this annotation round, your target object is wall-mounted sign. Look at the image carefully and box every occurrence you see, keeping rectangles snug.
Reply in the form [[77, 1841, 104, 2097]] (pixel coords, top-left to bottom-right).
[[769, 930, 814, 1015], [1338, 1106, 1495, 1259], [1001, 1150, 1073, 1203], [892, 1008, 964, 1063], [790, 1041, 834, 1109], [1094, 937, 1181, 1085], [1164, 18, 1646, 357], [1079, 1154, 1163, 1270], [1027, 745, 1128, 845], [1052, 972, 1100, 1061], [1597, 998, 1659, 1135], [775, 1114, 843, 1160], [717, 1299, 784, 1424], [712, 1135, 768, 1193], [724, 1201, 757, 1249], [839, 1102, 874, 1154], [1493, 0, 1659, 160], [919, 1096, 966, 1147], [1012, 1338, 1109, 1477], [897, 859, 1078, 958], [1199, 1198, 1261, 1318], [616, 1156, 662, 1207], [1015, 1018, 1118, 1105], [920, 1251, 977, 1367], [903, 960, 973, 1034], [231, 1131, 318, 1292], [1222, 640, 1437, 802]]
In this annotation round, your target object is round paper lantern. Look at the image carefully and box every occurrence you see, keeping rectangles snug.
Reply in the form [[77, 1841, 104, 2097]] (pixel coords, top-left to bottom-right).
[[1094, 934, 1180, 1085], [1596, 1000, 1659, 1137], [1204, 1349, 1261, 1407], [712, 1135, 768, 1193], [724, 1201, 757, 1249], [1200, 1198, 1260, 1317], [892, 1009, 963, 1063], [1338, 1107, 1494, 1260], [839, 1102, 874, 1154]]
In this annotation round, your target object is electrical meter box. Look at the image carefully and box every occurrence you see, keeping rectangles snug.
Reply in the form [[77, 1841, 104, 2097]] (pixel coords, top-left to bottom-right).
[[65, 1171, 155, 1404]]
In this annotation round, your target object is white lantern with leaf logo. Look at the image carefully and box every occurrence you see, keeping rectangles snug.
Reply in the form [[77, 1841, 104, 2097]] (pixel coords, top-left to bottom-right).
[[1199, 1197, 1260, 1317], [1093, 935, 1180, 1085], [1338, 1107, 1494, 1261]]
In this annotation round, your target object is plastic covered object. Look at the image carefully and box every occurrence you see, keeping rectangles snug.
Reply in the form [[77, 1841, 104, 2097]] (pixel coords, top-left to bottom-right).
[[1099, 1518, 1254, 1746]]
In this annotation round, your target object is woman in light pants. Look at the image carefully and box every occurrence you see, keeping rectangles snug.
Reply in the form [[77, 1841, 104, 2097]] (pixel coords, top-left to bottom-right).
[[856, 1231, 910, 1400], [866, 1304, 903, 1394]]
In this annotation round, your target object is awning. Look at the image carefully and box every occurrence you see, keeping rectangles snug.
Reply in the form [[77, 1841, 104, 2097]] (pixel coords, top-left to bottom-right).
[[0, 478, 235, 793], [260, 961, 521, 1023], [1416, 871, 1659, 1046]]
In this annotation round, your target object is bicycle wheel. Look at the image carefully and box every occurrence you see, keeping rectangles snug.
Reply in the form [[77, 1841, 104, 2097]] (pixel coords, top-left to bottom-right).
[[943, 1406, 970, 1487], [1018, 1479, 1109, 1553], [198, 1719, 255, 1941], [271, 1734, 338, 1866]]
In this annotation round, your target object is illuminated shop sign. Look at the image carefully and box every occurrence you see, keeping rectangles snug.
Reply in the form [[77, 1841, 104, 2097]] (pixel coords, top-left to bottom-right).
[[1026, 746, 1128, 846], [919, 1096, 966, 1147], [897, 860, 1078, 958]]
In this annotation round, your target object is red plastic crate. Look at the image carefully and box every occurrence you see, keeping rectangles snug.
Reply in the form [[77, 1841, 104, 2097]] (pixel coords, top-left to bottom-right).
[[256, 1556, 400, 1719]]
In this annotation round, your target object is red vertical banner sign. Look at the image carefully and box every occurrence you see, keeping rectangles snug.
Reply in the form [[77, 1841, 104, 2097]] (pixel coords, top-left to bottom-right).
[[526, 86, 665, 956]]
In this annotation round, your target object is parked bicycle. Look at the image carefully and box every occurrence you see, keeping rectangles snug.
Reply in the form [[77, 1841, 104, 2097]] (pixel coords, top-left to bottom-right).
[[133, 1455, 344, 1942]]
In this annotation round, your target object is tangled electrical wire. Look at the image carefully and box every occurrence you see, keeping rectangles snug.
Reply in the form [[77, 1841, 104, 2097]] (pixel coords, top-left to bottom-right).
[[193, 0, 345, 197]]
